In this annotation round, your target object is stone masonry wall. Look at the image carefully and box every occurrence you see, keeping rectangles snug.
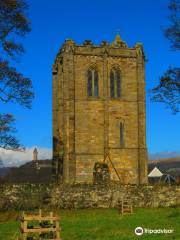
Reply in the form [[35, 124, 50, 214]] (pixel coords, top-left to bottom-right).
[[53, 37, 147, 184], [0, 184, 179, 211]]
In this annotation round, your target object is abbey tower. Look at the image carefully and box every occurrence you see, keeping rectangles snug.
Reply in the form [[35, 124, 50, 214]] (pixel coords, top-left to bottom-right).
[[52, 34, 147, 184]]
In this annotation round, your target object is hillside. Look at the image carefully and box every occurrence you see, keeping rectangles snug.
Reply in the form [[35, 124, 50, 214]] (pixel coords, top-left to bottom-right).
[[148, 156, 180, 176], [148, 156, 180, 164], [0, 160, 52, 183], [0, 168, 11, 177]]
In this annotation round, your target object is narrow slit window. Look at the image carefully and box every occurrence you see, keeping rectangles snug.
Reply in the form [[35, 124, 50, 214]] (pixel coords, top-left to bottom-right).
[[120, 122, 124, 147]]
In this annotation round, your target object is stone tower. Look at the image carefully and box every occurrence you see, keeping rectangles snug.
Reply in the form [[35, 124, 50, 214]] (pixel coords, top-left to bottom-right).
[[52, 34, 147, 184], [33, 147, 38, 161]]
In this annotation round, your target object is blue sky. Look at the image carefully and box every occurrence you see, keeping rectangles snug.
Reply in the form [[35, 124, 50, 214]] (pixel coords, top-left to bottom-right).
[[1, 0, 180, 156]]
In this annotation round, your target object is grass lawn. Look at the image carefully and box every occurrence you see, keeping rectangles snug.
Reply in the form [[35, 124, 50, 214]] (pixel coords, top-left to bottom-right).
[[0, 207, 179, 239]]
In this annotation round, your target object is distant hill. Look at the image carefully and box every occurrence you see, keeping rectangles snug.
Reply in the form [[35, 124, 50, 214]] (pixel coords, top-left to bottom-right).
[[0, 159, 52, 183], [148, 156, 180, 177], [149, 152, 180, 160], [148, 156, 180, 164], [19, 159, 52, 168], [0, 167, 11, 177]]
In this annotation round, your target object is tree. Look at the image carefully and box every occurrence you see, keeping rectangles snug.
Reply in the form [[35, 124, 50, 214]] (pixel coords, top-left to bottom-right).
[[151, 0, 180, 113], [0, 0, 33, 150]]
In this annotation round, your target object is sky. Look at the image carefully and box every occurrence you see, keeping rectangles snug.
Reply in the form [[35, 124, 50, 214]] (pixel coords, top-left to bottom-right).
[[0, 0, 180, 165]]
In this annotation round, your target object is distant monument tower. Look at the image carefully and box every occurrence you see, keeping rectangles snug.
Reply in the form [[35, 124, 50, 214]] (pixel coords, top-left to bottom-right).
[[33, 147, 38, 161]]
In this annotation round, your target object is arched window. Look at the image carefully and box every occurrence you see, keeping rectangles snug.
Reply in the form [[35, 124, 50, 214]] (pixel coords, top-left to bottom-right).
[[119, 121, 125, 148], [87, 68, 99, 97], [110, 69, 121, 98]]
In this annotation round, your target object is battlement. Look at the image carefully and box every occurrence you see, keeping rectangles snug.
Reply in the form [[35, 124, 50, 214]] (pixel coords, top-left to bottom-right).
[[54, 35, 145, 65]]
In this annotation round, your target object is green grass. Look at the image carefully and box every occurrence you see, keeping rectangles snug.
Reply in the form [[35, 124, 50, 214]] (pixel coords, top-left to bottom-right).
[[0, 208, 179, 240]]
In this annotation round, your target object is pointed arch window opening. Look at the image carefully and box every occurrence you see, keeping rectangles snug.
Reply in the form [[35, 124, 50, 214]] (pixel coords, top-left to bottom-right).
[[87, 69, 99, 97], [110, 69, 121, 98]]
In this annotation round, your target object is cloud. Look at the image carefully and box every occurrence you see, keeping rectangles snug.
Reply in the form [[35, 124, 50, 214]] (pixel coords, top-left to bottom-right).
[[0, 147, 52, 167]]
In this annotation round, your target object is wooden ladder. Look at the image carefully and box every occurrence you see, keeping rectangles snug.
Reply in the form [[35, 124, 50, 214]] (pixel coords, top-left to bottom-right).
[[119, 198, 133, 215]]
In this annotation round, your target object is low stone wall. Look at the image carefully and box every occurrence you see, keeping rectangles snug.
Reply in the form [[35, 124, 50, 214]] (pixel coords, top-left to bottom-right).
[[0, 183, 179, 211]]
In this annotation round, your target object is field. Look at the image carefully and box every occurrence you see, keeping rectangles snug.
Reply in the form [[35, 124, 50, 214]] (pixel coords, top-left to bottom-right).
[[0, 208, 179, 240]]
